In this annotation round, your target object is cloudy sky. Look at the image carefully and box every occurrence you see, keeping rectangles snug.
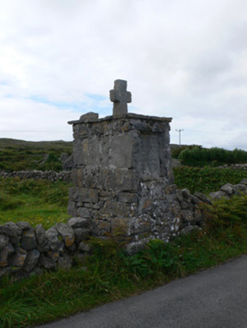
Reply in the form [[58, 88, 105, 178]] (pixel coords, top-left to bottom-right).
[[0, 0, 247, 149]]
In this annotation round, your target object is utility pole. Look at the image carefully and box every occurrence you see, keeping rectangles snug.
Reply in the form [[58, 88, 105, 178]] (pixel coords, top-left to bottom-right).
[[176, 129, 184, 146]]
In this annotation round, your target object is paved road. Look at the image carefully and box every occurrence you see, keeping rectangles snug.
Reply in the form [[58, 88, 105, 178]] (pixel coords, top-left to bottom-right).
[[36, 255, 247, 328]]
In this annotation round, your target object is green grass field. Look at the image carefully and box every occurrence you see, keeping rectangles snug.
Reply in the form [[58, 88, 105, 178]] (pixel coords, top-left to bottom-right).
[[1, 140, 247, 327]]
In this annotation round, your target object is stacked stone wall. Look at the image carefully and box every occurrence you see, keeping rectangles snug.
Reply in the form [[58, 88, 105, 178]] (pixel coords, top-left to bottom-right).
[[1, 179, 247, 280], [0, 170, 72, 182]]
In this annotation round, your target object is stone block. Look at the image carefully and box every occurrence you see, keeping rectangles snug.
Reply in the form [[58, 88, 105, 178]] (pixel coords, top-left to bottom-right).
[[45, 226, 64, 252], [0, 234, 9, 250], [20, 228, 37, 251], [0, 243, 14, 267], [8, 247, 27, 267], [220, 183, 235, 195], [77, 207, 91, 218], [101, 168, 136, 191], [111, 218, 131, 236], [68, 217, 90, 229], [118, 192, 138, 203], [16, 222, 32, 230], [23, 249, 40, 272], [102, 201, 130, 217], [91, 220, 110, 236], [58, 254, 72, 270], [110, 134, 133, 168], [3, 222, 22, 238], [39, 254, 56, 270], [56, 223, 75, 248], [74, 228, 90, 244], [47, 251, 59, 262]]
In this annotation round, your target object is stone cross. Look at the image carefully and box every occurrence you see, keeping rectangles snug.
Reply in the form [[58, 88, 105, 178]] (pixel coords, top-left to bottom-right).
[[110, 79, 132, 117]]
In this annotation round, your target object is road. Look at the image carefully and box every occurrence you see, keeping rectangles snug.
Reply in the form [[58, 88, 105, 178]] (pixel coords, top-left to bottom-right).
[[36, 255, 247, 328]]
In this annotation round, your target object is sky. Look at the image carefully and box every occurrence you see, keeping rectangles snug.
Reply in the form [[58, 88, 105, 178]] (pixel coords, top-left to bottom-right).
[[0, 0, 247, 150]]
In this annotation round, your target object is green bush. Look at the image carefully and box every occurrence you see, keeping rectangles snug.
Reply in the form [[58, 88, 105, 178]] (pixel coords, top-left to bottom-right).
[[178, 147, 247, 167], [173, 166, 247, 194]]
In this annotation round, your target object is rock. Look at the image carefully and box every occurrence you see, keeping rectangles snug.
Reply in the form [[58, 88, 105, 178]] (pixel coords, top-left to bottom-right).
[[45, 226, 64, 252], [181, 188, 191, 199], [240, 179, 247, 185], [209, 191, 227, 200], [68, 217, 90, 229], [56, 223, 75, 248], [3, 222, 22, 237], [0, 234, 9, 250], [234, 184, 247, 194], [23, 249, 40, 272], [0, 243, 15, 267], [80, 112, 99, 122], [8, 247, 27, 267], [35, 224, 47, 245], [79, 242, 92, 253], [194, 192, 212, 204], [20, 228, 37, 251], [74, 228, 90, 244], [47, 251, 59, 262], [39, 254, 56, 270], [220, 183, 235, 195], [16, 222, 32, 230], [58, 254, 72, 270]]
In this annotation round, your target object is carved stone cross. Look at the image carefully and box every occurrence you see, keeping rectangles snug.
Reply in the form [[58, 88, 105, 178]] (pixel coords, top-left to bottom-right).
[[110, 79, 132, 117]]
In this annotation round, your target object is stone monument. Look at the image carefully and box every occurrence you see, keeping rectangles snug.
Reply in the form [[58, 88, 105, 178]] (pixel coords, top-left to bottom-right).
[[68, 79, 175, 250]]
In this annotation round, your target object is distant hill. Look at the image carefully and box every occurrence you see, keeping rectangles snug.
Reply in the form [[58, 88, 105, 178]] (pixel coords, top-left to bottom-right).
[[0, 138, 73, 172], [0, 138, 73, 150]]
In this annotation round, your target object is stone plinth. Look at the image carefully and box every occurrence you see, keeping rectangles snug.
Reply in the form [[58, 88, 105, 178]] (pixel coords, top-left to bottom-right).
[[68, 111, 174, 247]]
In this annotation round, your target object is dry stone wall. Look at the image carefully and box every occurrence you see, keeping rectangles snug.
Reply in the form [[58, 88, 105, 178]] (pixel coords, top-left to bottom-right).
[[1, 179, 247, 280], [0, 170, 72, 182]]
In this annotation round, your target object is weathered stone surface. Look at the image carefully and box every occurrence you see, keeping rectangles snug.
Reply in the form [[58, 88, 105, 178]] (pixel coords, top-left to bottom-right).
[[102, 201, 132, 217], [209, 191, 228, 200], [35, 224, 49, 252], [8, 247, 27, 267], [79, 112, 99, 122], [234, 184, 247, 194], [79, 242, 92, 253], [0, 234, 9, 250], [23, 249, 40, 272], [77, 207, 91, 218], [179, 210, 194, 222], [56, 223, 75, 248], [3, 222, 22, 237], [118, 192, 138, 203], [240, 178, 247, 185], [194, 192, 212, 204], [68, 217, 90, 229], [21, 228, 37, 251], [73, 228, 90, 244], [35, 224, 46, 245], [58, 253, 72, 270], [181, 188, 191, 199], [220, 183, 235, 195], [47, 251, 59, 262], [39, 254, 56, 270], [101, 168, 136, 191], [0, 243, 14, 267], [110, 79, 131, 116], [16, 222, 32, 230], [45, 226, 64, 252]]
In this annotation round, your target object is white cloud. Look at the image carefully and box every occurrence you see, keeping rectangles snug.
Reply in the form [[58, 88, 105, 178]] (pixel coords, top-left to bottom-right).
[[0, 0, 247, 149]]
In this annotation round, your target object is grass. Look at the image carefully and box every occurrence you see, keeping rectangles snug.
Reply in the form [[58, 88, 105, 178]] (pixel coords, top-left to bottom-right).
[[0, 186, 247, 327], [0, 178, 70, 229], [0, 138, 73, 172], [0, 157, 247, 327]]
